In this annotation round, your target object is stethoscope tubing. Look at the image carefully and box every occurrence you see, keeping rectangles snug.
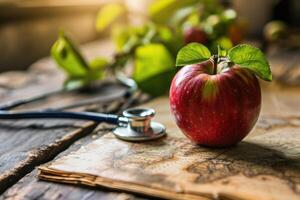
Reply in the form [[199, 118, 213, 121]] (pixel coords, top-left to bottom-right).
[[0, 110, 119, 124], [0, 77, 137, 124]]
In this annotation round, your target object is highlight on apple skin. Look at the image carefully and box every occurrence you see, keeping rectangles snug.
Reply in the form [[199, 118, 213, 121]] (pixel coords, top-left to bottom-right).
[[169, 60, 261, 147]]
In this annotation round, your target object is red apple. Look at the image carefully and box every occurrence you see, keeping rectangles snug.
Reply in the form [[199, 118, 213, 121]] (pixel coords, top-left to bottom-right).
[[169, 59, 261, 147], [184, 27, 208, 44]]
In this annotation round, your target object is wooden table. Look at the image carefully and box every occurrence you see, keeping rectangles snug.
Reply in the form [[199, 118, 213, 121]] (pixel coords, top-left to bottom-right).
[[0, 41, 299, 200]]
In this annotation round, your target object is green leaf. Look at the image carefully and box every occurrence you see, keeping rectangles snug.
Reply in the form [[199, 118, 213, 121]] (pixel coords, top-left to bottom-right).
[[112, 26, 131, 52], [228, 44, 272, 81], [112, 25, 151, 52], [51, 33, 89, 78], [96, 3, 126, 32], [137, 69, 175, 96], [176, 43, 211, 66], [154, 25, 184, 56], [88, 57, 108, 80], [156, 26, 173, 42], [149, 0, 198, 24], [169, 6, 196, 26], [89, 57, 108, 70], [216, 37, 233, 50], [133, 44, 175, 96]]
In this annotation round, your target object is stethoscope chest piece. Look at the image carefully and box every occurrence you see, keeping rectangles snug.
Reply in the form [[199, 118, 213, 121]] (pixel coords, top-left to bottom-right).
[[113, 108, 166, 142]]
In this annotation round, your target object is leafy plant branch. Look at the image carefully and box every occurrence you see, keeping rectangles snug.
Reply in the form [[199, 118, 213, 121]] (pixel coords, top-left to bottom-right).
[[51, 0, 244, 96]]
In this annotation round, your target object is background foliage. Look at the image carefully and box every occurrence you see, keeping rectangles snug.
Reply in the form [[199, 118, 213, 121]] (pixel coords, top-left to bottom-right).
[[51, 0, 243, 96]]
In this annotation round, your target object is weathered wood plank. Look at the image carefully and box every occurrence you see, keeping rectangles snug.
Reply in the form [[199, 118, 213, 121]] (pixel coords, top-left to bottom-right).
[[0, 40, 132, 194], [0, 80, 127, 193], [0, 120, 97, 193]]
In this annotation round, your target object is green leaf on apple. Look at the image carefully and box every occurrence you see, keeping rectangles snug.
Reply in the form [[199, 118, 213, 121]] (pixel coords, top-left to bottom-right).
[[176, 43, 211, 66], [228, 44, 272, 81], [133, 43, 175, 96]]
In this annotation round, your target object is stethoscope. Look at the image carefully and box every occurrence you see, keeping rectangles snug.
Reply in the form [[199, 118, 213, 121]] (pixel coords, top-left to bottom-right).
[[0, 78, 166, 142]]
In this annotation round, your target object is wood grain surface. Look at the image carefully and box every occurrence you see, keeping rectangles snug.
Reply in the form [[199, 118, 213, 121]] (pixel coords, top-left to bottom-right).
[[0, 74, 127, 194], [0, 40, 132, 194]]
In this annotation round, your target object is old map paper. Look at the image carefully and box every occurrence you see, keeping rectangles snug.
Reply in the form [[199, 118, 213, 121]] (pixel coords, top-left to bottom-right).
[[39, 97, 300, 200]]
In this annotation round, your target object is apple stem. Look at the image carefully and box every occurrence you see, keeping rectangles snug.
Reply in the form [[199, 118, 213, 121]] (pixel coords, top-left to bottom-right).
[[212, 55, 218, 74]]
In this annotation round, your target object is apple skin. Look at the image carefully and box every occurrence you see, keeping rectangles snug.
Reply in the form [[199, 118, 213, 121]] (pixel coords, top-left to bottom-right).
[[184, 27, 208, 44], [169, 60, 261, 147]]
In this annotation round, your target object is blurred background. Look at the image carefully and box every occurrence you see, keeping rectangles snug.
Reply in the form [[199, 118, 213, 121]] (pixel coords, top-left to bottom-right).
[[0, 0, 299, 72]]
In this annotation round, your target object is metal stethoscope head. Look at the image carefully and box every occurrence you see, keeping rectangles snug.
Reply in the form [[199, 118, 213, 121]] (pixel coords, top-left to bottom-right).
[[0, 108, 166, 142], [114, 108, 166, 141]]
